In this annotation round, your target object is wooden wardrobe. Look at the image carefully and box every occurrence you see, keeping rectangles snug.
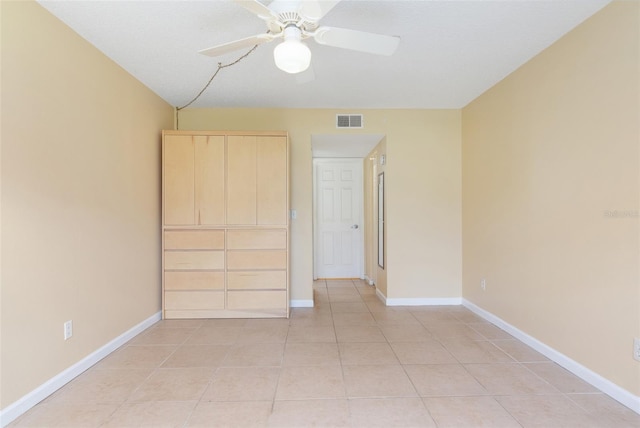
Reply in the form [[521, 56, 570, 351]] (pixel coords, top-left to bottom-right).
[[161, 130, 289, 319]]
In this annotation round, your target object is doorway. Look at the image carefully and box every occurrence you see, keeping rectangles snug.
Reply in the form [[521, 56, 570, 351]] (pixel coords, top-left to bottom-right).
[[311, 134, 383, 280], [313, 158, 363, 279]]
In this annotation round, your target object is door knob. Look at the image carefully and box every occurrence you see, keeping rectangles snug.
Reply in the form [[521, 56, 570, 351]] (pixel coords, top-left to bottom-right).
[[351, 224, 359, 229]]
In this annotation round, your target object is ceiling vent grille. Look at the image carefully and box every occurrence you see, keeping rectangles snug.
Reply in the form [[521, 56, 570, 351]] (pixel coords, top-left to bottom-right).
[[336, 114, 363, 129]]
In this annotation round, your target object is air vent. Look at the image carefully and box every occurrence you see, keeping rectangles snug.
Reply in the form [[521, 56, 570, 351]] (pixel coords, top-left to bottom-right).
[[336, 114, 363, 129]]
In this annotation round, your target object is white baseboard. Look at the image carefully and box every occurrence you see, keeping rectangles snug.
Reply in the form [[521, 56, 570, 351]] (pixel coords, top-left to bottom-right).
[[462, 299, 640, 415], [0, 311, 161, 427], [386, 297, 463, 306], [363, 275, 375, 286], [375, 289, 462, 306], [290, 299, 314, 308]]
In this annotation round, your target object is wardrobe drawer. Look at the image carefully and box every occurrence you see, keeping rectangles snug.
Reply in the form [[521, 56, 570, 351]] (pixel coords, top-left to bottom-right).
[[165, 251, 224, 270], [164, 271, 225, 290], [227, 290, 287, 310], [227, 271, 286, 290], [164, 291, 224, 310], [164, 230, 224, 250], [227, 250, 286, 270], [227, 229, 286, 250]]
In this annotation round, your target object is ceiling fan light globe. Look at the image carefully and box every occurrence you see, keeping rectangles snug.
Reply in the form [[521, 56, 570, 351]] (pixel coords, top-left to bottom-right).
[[273, 39, 311, 74]]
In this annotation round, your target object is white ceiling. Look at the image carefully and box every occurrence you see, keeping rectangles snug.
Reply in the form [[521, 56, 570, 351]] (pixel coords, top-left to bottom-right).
[[312, 134, 384, 157], [37, 0, 610, 110]]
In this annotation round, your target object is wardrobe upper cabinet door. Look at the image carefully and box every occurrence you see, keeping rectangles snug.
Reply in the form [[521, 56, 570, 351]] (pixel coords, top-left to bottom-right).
[[257, 136, 287, 225], [227, 136, 257, 225], [164, 136, 195, 225], [195, 136, 225, 225]]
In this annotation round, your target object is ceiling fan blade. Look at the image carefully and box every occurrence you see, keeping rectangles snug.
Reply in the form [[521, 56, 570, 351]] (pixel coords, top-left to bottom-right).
[[299, 0, 341, 21], [199, 34, 274, 57], [313, 26, 400, 56], [234, 0, 278, 20]]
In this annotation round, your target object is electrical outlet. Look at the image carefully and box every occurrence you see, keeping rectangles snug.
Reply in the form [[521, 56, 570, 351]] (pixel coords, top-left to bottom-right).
[[634, 337, 640, 362], [64, 320, 73, 340], [480, 279, 486, 291]]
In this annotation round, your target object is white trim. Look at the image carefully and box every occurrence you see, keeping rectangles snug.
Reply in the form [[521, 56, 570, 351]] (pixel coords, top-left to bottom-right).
[[0, 311, 161, 427], [386, 297, 462, 306], [374, 290, 461, 306], [290, 299, 314, 308], [363, 275, 375, 286], [462, 299, 640, 415]]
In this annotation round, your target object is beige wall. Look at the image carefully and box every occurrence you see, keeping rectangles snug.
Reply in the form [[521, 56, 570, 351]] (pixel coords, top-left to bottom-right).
[[364, 140, 387, 295], [179, 109, 462, 302], [363, 148, 376, 286], [462, 0, 639, 396], [385, 111, 462, 299], [1, 1, 174, 409]]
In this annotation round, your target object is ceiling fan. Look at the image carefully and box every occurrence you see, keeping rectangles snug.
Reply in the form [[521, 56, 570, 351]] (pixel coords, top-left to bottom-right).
[[199, 0, 400, 74]]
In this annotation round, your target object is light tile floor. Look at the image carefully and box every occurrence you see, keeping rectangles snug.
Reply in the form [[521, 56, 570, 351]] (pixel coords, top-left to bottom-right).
[[9, 279, 640, 427]]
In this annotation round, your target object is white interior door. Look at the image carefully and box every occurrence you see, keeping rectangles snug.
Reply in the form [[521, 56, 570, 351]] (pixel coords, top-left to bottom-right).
[[314, 159, 363, 279]]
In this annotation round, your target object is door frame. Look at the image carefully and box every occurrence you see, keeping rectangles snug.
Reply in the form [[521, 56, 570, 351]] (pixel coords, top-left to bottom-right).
[[312, 158, 365, 280]]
